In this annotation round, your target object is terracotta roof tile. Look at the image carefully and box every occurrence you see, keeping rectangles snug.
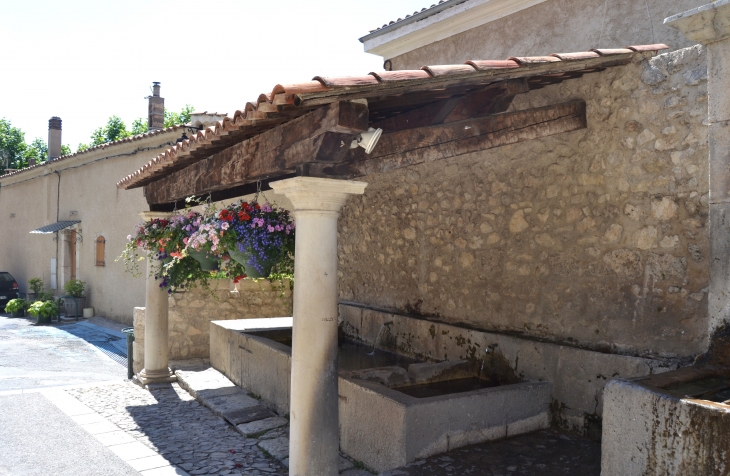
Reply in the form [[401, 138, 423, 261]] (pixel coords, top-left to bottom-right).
[[590, 48, 634, 56], [508, 56, 562, 65], [421, 64, 477, 77], [625, 44, 669, 52], [465, 60, 520, 71], [1, 124, 185, 180], [313, 76, 380, 88], [117, 44, 668, 191], [550, 52, 600, 61], [369, 70, 432, 82]]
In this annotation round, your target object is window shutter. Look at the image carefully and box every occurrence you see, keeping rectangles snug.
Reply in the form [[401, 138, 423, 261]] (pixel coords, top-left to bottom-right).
[[95, 236, 106, 266]]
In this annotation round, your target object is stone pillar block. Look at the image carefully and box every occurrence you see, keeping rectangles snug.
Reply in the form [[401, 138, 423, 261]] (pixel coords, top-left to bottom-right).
[[271, 177, 367, 476]]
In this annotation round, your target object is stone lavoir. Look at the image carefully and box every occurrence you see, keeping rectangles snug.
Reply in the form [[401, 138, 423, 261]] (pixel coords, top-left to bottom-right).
[[115, 29, 722, 473]]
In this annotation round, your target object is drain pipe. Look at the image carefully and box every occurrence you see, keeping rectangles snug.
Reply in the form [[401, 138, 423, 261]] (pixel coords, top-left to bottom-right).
[[54, 170, 61, 291]]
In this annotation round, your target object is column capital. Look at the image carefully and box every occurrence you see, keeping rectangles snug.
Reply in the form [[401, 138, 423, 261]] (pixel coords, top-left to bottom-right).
[[270, 177, 367, 213], [665, 0, 730, 44], [138, 211, 173, 222]]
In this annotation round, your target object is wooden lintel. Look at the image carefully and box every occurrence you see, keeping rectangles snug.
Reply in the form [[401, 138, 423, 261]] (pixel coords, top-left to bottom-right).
[[144, 102, 368, 206], [301, 100, 587, 180]]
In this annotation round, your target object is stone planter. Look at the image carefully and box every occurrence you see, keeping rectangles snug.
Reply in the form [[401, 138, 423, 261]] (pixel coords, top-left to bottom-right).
[[36, 315, 52, 325], [10, 310, 25, 318], [63, 297, 86, 317]]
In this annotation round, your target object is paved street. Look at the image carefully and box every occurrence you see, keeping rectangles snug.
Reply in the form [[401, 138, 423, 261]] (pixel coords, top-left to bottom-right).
[[0, 314, 127, 391], [0, 314, 601, 475]]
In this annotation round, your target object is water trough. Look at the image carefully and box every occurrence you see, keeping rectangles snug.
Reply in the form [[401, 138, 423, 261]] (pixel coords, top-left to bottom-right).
[[211, 318, 551, 472]]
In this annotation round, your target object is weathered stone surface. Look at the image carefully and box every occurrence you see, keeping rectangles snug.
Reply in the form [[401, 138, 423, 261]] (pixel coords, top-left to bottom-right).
[[258, 436, 289, 461], [134, 279, 292, 372], [236, 417, 289, 437], [338, 46, 709, 361]]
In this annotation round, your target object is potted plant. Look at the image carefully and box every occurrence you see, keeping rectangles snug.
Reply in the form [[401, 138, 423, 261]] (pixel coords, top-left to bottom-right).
[[4, 298, 28, 317], [27, 277, 43, 301], [63, 279, 85, 317], [28, 300, 59, 325]]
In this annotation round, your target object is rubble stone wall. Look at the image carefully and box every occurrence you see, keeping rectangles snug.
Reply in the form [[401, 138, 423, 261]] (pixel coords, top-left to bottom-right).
[[133, 278, 292, 372], [338, 46, 710, 360]]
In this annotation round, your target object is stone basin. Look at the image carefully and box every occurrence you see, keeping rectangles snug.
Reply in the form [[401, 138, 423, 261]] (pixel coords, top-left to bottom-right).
[[210, 318, 552, 472]]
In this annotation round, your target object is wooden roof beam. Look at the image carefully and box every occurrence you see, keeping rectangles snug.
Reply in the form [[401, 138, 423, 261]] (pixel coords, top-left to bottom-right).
[[144, 101, 368, 207]]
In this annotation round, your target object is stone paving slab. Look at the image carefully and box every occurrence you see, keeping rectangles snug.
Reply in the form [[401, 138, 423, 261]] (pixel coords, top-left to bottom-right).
[[66, 382, 286, 475], [379, 429, 600, 476], [237, 417, 289, 437]]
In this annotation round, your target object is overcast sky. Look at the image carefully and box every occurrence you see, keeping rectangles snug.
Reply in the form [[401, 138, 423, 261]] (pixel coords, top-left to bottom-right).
[[1, 0, 432, 149]]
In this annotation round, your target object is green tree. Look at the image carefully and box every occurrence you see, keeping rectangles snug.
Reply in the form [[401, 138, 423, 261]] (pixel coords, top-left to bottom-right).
[[61, 144, 72, 156], [164, 104, 194, 128], [0, 118, 27, 172], [131, 117, 148, 135], [89, 115, 132, 147], [23, 138, 47, 164]]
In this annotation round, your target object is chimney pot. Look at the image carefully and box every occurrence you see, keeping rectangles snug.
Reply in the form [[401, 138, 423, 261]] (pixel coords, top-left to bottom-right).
[[148, 82, 164, 131], [48, 116, 62, 160]]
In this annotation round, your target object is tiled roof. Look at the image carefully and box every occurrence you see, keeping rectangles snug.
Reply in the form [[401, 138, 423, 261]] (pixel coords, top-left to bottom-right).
[[365, 0, 457, 36], [117, 44, 668, 190], [0, 124, 186, 179]]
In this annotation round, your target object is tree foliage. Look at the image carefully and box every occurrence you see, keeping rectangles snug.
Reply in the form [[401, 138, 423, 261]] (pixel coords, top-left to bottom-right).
[[0, 118, 71, 173], [77, 105, 195, 152]]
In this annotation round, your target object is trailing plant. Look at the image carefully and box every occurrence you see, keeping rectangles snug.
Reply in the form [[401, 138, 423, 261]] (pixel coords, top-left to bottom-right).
[[64, 279, 85, 298], [4, 298, 28, 313], [28, 300, 59, 318], [118, 205, 247, 293], [28, 277, 43, 294]]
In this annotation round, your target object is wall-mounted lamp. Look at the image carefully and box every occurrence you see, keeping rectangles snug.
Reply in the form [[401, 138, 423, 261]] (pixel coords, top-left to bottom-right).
[[350, 128, 383, 154]]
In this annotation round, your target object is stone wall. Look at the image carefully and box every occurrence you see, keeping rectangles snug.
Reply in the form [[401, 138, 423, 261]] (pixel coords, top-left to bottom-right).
[[133, 278, 292, 372], [338, 46, 709, 360], [388, 0, 706, 70]]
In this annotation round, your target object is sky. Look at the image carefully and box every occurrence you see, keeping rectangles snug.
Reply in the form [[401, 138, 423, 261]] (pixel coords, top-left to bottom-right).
[[0, 0, 433, 150]]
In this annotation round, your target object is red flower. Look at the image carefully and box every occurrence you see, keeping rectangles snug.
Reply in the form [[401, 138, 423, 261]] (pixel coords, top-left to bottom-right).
[[254, 204, 261, 210], [233, 275, 246, 284], [238, 211, 250, 221]]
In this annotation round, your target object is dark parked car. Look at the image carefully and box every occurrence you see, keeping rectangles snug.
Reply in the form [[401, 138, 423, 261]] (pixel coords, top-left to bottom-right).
[[0, 272, 19, 308]]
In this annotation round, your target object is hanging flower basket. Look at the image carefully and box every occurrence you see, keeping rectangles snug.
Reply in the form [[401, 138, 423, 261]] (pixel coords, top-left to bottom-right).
[[219, 201, 295, 279], [228, 249, 274, 279], [187, 249, 220, 271]]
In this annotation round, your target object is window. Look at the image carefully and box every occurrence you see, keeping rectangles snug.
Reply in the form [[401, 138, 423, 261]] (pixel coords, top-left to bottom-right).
[[95, 236, 106, 267]]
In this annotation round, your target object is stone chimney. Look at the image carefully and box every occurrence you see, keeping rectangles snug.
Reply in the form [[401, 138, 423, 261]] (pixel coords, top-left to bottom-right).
[[148, 82, 164, 131], [48, 116, 62, 161]]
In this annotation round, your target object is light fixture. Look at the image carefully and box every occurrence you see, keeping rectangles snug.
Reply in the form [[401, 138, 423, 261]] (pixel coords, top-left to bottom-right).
[[176, 132, 189, 143], [350, 128, 383, 154]]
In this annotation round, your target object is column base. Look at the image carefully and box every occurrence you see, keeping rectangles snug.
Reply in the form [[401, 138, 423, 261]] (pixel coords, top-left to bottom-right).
[[134, 368, 177, 387]]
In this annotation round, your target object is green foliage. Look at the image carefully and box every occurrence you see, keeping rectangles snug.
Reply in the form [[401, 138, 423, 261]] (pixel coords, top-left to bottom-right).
[[89, 115, 132, 146], [63, 279, 85, 298], [4, 298, 28, 313], [28, 277, 44, 294], [164, 104, 194, 128], [131, 117, 148, 135], [37, 291, 54, 302], [61, 144, 72, 156], [28, 300, 59, 318], [0, 118, 28, 172], [23, 137, 47, 164]]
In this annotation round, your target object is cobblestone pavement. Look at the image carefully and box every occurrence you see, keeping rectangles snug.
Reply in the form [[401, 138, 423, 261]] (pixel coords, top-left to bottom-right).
[[381, 429, 600, 476], [66, 382, 286, 476]]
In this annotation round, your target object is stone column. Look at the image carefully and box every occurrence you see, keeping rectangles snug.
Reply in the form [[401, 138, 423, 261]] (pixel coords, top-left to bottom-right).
[[136, 211, 176, 386], [270, 177, 367, 476], [668, 1, 730, 336]]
